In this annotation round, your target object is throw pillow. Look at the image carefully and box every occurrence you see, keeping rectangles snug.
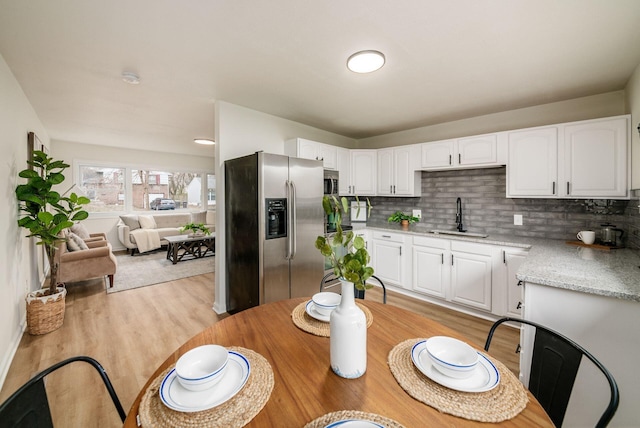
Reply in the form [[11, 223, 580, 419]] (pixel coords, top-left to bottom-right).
[[70, 222, 90, 239], [119, 215, 141, 231], [66, 232, 89, 252], [138, 215, 157, 229]]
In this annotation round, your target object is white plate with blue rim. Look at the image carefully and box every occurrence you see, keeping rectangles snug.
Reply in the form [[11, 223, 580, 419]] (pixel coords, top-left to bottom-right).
[[160, 350, 250, 412], [411, 340, 499, 393], [325, 420, 384, 428], [305, 300, 330, 323]]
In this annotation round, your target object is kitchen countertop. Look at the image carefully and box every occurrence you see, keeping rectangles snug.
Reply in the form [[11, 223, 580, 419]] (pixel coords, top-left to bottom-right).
[[360, 222, 640, 303]]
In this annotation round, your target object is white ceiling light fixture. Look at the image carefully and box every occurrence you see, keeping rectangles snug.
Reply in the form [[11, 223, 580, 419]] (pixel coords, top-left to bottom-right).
[[121, 71, 140, 85], [347, 50, 385, 73], [194, 139, 215, 145]]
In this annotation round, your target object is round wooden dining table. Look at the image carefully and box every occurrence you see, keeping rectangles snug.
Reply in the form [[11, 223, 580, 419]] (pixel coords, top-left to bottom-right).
[[124, 298, 552, 427]]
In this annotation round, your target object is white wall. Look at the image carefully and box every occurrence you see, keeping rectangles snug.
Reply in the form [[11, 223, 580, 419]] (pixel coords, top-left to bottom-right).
[[625, 63, 640, 190], [51, 140, 215, 250], [358, 91, 626, 148], [0, 53, 50, 390], [213, 101, 356, 313]]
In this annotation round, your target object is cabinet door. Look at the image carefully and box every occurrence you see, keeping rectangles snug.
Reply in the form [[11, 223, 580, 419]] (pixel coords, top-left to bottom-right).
[[337, 148, 352, 195], [372, 240, 403, 286], [457, 134, 497, 166], [507, 127, 558, 197], [504, 250, 527, 317], [297, 139, 318, 161], [393, 146, 415, 195], [377, 148, 394, 195], [412, 246, 448, 298], [450, 251, 492, 311], [318, 144, 337, 170], [351, 150, 377, 196], [421, 140, 454, 168], [563, 117, 628, 198]]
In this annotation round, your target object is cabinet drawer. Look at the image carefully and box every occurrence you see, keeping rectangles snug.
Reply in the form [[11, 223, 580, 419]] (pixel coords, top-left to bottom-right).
[[372, 231, 404, 243], [413, 236, 449, 249]]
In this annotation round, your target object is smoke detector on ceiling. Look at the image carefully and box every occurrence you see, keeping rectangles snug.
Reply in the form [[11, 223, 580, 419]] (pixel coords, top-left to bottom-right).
[[121, 71, 140, 85]]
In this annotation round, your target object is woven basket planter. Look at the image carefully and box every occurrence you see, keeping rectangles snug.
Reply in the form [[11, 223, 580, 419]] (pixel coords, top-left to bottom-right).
[[26, 287, 67, 335]]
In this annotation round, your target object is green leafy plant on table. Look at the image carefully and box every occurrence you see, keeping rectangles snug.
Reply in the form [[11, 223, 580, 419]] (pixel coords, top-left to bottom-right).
[[315, 196, 374, 290], [15, 150, 90, 295], [181, 223, 211, 235]]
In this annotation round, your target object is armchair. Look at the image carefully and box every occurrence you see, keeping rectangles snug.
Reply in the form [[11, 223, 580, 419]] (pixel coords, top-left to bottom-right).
[[56, 235, 117, 288]]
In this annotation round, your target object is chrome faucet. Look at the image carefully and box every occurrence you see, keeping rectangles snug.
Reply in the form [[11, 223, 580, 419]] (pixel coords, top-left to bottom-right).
[[456, 197, 466, 232]]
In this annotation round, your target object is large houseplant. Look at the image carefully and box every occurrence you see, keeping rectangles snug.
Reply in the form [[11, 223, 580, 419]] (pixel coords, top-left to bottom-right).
[[16, 150, 89, 334], [315, 195, 373, 378]]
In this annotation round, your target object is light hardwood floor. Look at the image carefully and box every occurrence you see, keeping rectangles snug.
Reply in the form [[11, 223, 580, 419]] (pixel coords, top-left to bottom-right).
[[0, 275, 519, 427]]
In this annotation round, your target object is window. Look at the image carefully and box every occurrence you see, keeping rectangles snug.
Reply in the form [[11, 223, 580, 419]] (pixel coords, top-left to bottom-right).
[[77, 163, 214, 214], [78, 166, 126, 212]]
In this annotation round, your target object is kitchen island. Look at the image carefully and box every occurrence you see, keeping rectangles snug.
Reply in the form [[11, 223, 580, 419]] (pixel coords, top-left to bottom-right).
[[359, 222, 640, 426]]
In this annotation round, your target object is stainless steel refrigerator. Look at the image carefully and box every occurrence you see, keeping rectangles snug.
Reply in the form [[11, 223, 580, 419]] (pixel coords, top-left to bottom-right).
[[225, 152, 324, 314]]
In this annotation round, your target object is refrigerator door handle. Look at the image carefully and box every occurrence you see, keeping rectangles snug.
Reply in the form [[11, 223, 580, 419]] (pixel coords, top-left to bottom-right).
[[289, 180, 297, 259]]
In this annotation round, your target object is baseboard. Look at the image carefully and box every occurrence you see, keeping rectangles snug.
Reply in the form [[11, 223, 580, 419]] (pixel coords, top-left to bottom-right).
[[0, 314, 26, 393]]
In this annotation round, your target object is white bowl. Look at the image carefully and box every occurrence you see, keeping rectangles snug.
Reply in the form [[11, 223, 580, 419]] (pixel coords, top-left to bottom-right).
[[312, 292, 341, 316], [175, 345, 229, 391], [425, 336, 479, 379]]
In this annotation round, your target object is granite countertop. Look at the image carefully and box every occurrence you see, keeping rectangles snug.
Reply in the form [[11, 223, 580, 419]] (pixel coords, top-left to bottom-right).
[[360, 222, 640, 302]]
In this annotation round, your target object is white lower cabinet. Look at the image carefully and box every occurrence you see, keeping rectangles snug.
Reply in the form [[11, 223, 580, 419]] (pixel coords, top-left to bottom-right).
[[371, 231, 407, 288], [502, 248, 528, 317], [411, 236, 502, 313]]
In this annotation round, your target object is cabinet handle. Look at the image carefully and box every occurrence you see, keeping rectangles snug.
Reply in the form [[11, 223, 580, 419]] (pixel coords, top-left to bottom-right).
[[382, 235, 391, 238], [502, 250, 506, 264], [458, 153, 461, 164], [390, 185, 393, 193], [515, 344, 521, 354], [567, 181, 570, 194], [449, 154, 452, 165], [441, 253, 444, 264], [517, 280, 523, 287], [516, 301, 522, 309], [552, 181, 556, 195], [393, 185, 396, 194], [451, 254, 454, 266], [399, 247, 402, 256]]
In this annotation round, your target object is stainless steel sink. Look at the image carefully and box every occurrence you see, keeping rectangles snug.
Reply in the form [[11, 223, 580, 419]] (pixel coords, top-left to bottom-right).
[[430, 229, 488, 238]]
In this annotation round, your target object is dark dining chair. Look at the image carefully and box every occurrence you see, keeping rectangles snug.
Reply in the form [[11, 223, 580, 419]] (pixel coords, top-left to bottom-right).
[[484, 317, 619, 428], [319, 272, 387, 303], [0, 356, 126, 428]]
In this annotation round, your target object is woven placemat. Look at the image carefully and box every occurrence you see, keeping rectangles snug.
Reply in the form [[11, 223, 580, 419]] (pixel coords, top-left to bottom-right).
[[388, 339, 528, 423], [304, 410, 405, 428], [138, 347, 274, 427], [291, 301, 373, 337]]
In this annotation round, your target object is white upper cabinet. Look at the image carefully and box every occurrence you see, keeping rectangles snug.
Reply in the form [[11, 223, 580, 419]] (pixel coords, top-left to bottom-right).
[[507, 127, 558, 197], [563, 117, 628, 198], [339, 149, 377, 196], [421, 133, 504, 170], [506, 116, 630, 199], [285, 138, 337, 170], [377, 145, 421, 196]]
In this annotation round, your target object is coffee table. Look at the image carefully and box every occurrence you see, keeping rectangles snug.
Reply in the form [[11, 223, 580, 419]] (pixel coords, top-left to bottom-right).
[[165, 234, 215, 264]]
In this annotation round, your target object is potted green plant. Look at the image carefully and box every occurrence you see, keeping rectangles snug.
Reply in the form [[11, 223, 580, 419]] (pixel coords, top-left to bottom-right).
[[181, 222, 210, 237], [388, 211, 420, 229], [15, 150, 90, 334], [315, 196, 374, 379]]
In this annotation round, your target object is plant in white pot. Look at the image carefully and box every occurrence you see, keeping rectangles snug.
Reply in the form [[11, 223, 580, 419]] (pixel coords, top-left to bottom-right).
[[315, 196, 373, 378], [15, 150, 90, 334]]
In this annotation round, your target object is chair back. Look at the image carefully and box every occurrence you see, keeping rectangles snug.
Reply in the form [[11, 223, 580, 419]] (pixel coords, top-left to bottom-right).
[[0, 356, 126, 428], [484, 317, 619, 427]]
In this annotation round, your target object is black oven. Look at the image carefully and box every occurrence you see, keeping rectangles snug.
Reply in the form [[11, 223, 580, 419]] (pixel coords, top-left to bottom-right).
[[324, 170, 339, 196]]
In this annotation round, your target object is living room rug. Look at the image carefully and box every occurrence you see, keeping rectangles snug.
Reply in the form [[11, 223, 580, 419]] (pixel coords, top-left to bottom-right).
[[107, 249, 215, 293]]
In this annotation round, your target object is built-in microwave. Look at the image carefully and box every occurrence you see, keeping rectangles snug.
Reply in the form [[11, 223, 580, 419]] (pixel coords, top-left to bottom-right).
[[324, 170, 339, 196]]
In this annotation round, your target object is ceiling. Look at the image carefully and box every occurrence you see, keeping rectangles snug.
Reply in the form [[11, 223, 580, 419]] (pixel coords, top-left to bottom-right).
[[1, 1, 640, 156]]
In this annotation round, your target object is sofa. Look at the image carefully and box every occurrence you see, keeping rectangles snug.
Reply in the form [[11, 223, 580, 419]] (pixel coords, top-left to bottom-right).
[[56, 232, 118, 288], [117, 210, 216, 255]]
